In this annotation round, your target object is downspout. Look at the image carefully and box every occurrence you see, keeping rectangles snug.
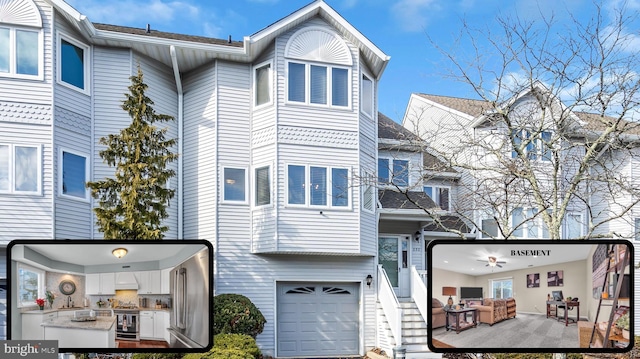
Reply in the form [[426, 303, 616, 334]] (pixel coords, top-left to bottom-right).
[[169, 46, 183, 239]]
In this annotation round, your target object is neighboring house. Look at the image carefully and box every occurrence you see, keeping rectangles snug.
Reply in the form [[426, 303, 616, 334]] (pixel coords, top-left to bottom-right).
[[401, 88, 640, 331]]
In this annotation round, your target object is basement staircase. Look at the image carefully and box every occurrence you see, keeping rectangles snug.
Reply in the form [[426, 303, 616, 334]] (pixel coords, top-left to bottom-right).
[[378, 298, 442, 359]]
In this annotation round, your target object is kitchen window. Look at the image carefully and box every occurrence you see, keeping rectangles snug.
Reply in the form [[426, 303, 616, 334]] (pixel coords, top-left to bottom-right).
[[511, 129, 552, 161], [0, 143, 41, 194], [287, 61, 350, 107], [0, 25, 42, 79], [254, 61, 271, 107], [424, 186, 450, 211], [223, 167, 247, 203], [255, 165, 270, 206], [17, 263, 44, 308], [287, 164, 350, 208], [60, 149, 89, 200], [57, 33, 90, 94]]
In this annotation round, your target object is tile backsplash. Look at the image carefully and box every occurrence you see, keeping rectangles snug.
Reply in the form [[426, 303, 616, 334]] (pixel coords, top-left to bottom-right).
[[88, 291, 170, 309], [45, 272, 85, 309]]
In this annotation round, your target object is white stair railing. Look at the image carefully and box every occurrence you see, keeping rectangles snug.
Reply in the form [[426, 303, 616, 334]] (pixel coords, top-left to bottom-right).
[[410, 266, 429, 323], [377, 264, 402, 346]]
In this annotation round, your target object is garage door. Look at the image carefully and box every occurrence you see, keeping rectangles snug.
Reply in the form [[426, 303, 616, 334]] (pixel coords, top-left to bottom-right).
[[277, 282, 359, 357]]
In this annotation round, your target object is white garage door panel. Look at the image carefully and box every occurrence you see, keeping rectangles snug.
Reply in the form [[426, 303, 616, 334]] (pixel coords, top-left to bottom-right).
[[277, 282, 360, 357]]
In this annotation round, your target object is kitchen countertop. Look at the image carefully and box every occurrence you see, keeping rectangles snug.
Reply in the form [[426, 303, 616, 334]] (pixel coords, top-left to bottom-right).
[[23, 307, 94, 314], [41, 316, 116, 331]]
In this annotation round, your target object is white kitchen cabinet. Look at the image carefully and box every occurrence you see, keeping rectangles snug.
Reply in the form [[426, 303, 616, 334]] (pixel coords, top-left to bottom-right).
[[160, 268, 171, 294], [86, 273, 116, 295], [135, 270, 161, 294], [163, 311, 170, 343], [155, 311, 167, 341], [140, 311, 155, 339], [22, 310, 57, 340]]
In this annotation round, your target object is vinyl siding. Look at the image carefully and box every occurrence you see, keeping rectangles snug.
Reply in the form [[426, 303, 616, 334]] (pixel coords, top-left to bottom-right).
[[54, 110, 91, 238], [252, 143, 276, 252], [0, 0, 53, 105], [183, 63, 217, 240], [0, 122, 52, 243], [92, 47, 132, 238]]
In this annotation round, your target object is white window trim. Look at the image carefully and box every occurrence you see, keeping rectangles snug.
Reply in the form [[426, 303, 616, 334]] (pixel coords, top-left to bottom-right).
[[361, 171, 376, 214], [285, 59, 352, 109], [563, 212, 584, 239], [56, 31, 91, 95], [360, 71, 374, 119], [0, 25, 44, 80], [17, 262, 45, 308], [424, 185, 451, 211], [253, 163, 272, 208], [253, 60, 273, 109], [58, 147, 90, 202], [285, 163, 352, 210], [0, 143, 42, 195], [635, 218, 640, 241], [511, 129, 553, 162], [221, 166, 249, 205], [511, 207, 549, 239], [378, 157, 410, 188], [489, 277, 513, 299]]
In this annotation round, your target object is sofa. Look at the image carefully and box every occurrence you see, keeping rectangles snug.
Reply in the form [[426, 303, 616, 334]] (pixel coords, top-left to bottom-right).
[[432, 298, 446, 329], [468, 298, 516, 326]]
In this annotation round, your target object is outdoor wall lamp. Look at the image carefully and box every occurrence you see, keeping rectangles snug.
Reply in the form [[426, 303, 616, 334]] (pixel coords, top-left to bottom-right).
[[414, 230, 421, 241], [366, 274, 373, 288]]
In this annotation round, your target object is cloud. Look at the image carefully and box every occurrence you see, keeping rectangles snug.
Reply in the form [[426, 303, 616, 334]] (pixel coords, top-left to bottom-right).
[[66, 0, 200, 27], [342, 0, 358, 8], [391, 0, 440, 32]]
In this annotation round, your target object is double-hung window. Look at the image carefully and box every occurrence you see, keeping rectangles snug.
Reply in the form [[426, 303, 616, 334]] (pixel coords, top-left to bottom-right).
[[424, 186, 450, 211], [254, 62, 271, 107], [0, 143, 40, 194], [223, 167, 247, 204], [378, 158, 409, 187], [287, 164, 350, 208], [490, 278, 513, 299], [0, 25, 41, 78], [59, 149, 89, 201], [57, 33, 90, 93], [17, 263, 44, 308], [287, 61, 350, 107], [511, 129, 552, 161]]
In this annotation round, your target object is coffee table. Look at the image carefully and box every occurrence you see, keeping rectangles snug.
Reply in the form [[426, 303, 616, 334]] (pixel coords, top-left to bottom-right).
[[445, 307, 478, 334]]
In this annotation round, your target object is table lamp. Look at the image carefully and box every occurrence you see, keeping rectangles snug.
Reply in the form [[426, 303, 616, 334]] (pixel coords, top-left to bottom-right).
[[442, 286, 456, 307]]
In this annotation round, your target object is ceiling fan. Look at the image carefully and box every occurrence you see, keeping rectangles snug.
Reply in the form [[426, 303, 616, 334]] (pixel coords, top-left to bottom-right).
[[477, 256, 506, 268]]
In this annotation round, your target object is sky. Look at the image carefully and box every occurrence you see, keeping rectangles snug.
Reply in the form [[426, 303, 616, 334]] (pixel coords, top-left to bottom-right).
[[63, 0, 640, 122]]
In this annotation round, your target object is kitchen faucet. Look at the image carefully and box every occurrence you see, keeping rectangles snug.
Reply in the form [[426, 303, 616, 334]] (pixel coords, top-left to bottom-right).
[[67, 296, 72, 308]]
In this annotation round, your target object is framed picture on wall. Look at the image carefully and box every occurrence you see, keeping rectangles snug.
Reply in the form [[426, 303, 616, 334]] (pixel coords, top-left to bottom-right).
[[527, 273, 540, 288], [548, 270, 564, 287]]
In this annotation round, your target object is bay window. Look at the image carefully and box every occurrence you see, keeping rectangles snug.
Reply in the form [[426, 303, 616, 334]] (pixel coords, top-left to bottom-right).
[[287, 164, 350, 208], [361, 73, 373, 117], [287, 61, 350, 107], [255, 166, 271, 206], [0, 25, 41, 78], [254, 62, 272, 107], [60, 149, 89, 200]]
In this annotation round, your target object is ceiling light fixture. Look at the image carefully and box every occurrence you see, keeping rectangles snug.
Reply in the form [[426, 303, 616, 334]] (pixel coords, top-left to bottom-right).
[[112, 248, 128, 259]]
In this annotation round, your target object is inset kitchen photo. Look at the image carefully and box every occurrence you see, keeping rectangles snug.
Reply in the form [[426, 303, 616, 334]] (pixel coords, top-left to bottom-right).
[[6, 239, 212, 352]]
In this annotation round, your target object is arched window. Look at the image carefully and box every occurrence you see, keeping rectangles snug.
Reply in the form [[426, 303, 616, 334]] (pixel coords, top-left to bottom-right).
[[0, 0, 43, 79], [284, 27, 352, 108]]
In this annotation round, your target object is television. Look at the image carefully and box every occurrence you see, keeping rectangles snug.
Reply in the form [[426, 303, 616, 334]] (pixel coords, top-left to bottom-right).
[[552, 290, 564, 301], [460, 287, 483, 299]]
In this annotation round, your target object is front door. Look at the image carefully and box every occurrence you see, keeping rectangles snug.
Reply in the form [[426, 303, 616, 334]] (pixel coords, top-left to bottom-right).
[[379, 236, 410, 297]]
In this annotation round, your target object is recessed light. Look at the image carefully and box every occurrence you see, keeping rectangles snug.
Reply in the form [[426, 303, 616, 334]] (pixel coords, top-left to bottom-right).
[[444, 260, 449, 264]]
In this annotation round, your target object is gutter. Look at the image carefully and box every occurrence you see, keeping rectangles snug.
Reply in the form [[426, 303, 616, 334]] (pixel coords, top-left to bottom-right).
[[170, 46, 183, 238]]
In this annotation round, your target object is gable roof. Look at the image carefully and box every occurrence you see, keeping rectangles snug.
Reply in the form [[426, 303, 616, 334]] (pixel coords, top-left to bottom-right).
[[378, 112, 420, 141], [378, 190, 437, 210], [48, 0, 389, 76]]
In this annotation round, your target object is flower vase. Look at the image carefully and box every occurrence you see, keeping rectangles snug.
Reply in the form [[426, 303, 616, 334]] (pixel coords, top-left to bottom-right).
[[38, 305, 44, 310]]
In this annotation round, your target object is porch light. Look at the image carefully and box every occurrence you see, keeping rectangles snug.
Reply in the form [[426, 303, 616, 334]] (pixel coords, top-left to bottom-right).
[[414, 230, 421, 241], [366, 274, 373, 288], [112, 248, 128, 259]]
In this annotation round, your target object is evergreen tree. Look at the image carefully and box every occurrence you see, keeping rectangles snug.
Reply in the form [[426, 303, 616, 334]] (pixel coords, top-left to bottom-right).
[[87, 67, 178, 239]]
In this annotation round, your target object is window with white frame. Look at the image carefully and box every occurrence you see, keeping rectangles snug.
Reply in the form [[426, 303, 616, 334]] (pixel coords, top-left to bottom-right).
[[17, 263, 44, 308], [60, 149, 89, 200], [254, 62, 271, 107], [361, 73, 373, 117], [255, 166, 270, 206], [481, 217, 499, 238], [0, 143, 40, 194], [424, 186, 450, 211], [490, 278, 513, 299], [635, 218, 640, 241], [361, 172, 376, 213], [287, 164, 350, 207], [0, 25, 41, 78], [223, 167, 247, 203], [377, 158, 409, 187], [564, 213, 583, 239], [287, 61, 349, 107], [57, 34, 89, 93], [512, 207, 549, 238], [511, 129, 552, 161]]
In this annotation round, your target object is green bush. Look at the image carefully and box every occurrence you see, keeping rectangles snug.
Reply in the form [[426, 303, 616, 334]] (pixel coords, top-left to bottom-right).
[[213, 294, 266, 338], [183, 347, 252, 359], [213, 333, 260, 358], [131, 354, 184, 359]]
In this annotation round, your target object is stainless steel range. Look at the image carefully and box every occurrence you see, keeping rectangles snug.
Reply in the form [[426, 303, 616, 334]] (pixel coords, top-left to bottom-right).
[[114, 307, 140, 341]]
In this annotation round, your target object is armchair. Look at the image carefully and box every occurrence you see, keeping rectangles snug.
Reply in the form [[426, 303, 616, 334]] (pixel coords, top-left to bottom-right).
[[432, 298, 446, 329]]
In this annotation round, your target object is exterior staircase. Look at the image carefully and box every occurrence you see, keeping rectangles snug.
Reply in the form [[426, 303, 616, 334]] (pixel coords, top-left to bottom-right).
[[378, 298, 442, 359]]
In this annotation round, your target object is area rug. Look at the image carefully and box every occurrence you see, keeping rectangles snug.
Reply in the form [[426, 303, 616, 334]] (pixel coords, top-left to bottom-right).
[[431, 313, 579, 349]]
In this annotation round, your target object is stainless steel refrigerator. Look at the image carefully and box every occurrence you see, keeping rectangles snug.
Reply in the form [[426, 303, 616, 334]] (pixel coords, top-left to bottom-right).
[[168, 247, 209, 348]]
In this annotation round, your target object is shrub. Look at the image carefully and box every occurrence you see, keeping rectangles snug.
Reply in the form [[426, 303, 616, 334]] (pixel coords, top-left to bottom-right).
[[213, 294, 266, 338], [131, 354, 184, 359], [183, 348, 252, 359], [214, 333, 260, 358]]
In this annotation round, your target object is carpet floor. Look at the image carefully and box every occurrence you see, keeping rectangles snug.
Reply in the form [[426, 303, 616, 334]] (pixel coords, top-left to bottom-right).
[[432, 313, 580, 349]]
